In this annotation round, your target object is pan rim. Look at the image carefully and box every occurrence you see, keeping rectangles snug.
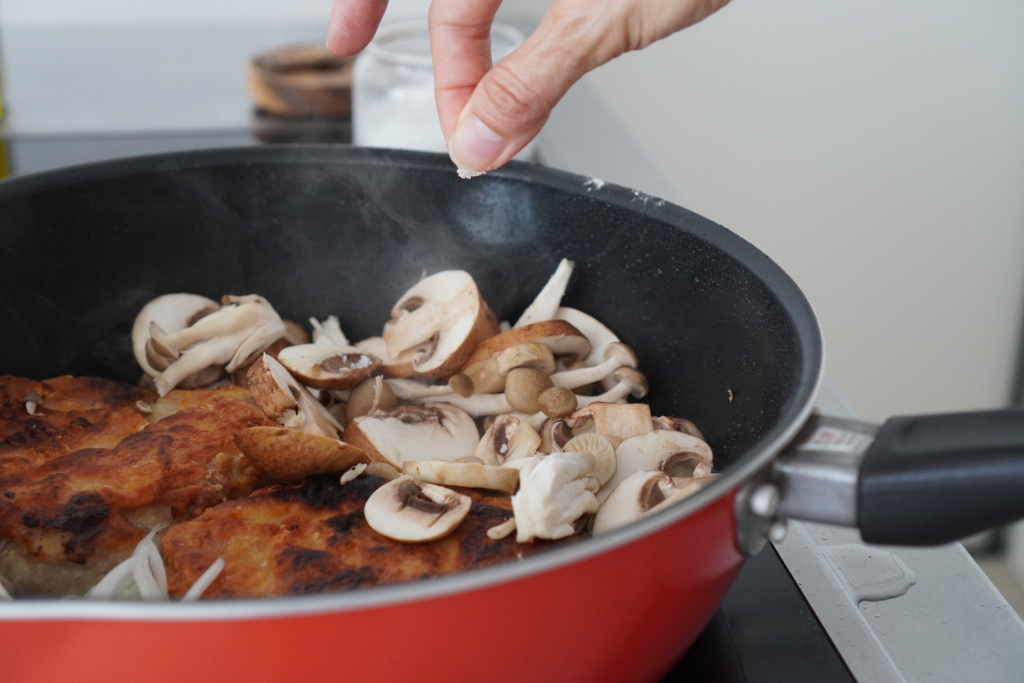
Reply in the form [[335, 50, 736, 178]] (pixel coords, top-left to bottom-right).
[[0, 145, 825, 620]]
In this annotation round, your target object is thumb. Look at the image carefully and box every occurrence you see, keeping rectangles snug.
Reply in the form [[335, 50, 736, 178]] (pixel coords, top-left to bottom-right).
[[447, 18, 595, 172]]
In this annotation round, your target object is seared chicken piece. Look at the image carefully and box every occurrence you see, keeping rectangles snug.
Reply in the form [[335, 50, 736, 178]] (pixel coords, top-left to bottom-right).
[[0, 384, 272, 595], [162, 475, 572, 598], [0, 376, 154, 479]]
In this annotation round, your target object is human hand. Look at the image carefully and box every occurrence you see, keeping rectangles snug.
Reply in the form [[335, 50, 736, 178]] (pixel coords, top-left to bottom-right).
[[328, 0, 730, 173]]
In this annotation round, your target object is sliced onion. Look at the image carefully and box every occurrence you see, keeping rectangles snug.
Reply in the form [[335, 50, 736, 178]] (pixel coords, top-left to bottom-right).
[[182, 558, 225, 602]]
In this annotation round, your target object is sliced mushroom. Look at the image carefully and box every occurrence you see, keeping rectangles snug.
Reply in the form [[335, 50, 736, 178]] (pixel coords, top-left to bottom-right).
[[309, 315, 349, 346], [601, 430, 714, 503], [345, 377, 399, 422], [245, 354, 344, 439], [403, 460, 519, 494], [233, 427, 372, 483], [381, 270, 500, 379], [132, 294, 221, 377], [364, 475, 472, 542], [457, 320, 592, 376], [593, 471, 716, 535], [652, 416, 706, 441], [538, 418, 574, 453], [354, 336, 416, 378], [415, 392, 512, 416], [384, 378, 454, 401], [569, 401, 653, 449], [561, 432, 617, 486], [474, 415, 541, 466], [342, 403, 480, 468], [513, 258, 574, 328], [365, 462, 401, 480], [276, 343, 381, 390], [282, 320, 311, 346], [512, 452, 600, 542], [493, 342, 556, 376]]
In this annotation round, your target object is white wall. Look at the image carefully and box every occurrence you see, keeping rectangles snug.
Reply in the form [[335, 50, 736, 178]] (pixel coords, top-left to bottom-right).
[[586, 0, 1024, 422]]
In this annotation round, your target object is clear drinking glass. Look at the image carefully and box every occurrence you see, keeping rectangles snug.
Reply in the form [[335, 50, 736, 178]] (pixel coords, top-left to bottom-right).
[[353, 20, 526, 155]]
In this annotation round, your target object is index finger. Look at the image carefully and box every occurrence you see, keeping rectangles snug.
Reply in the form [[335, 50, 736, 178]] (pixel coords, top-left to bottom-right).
[[427, 0, 505, 141], [328, 0, 390, 56]]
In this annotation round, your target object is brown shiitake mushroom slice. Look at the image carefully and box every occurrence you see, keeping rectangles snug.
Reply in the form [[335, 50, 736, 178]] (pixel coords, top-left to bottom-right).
[[381, 270, 500, 379], [364, 475, 472, 542], [276, 343, 380, 390], [233, 427, 373, 483]]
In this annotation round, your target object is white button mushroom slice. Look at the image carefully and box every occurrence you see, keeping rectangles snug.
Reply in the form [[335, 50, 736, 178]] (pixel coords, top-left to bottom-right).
[[592, 471, 674, 535], [403, 460, 520, 494], [561, 432, 617, 486], [513, 258, 575, 328], [548, 342, 638, 390], [382, 270, 500, 379], [132, 294, 221, 377], [554, 306, 620, 367], [601, 430, 714, 503], [354, 336, 416, 378], [277, 343, 381, 390], [233, 426, 373, 483], [309, 315, 349, 346], [384, 378, 455, 400], [341, 403, 480, 469], [474, 415, 541, 466], [364, 475, 472, 543], [512, 452, 599, 542], [245, 354, 344, 439], [457, 320, 592, 377], [365, 462, 401, 480]]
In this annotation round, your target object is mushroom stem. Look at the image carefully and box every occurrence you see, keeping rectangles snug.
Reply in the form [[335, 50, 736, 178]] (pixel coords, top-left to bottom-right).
[[549, 357, 622, 389], [385, 379, 455, 400], [415, 392, 512, 416], [514, 259, 574, 328], [576, 380, 633, 407], [154, 303, 260, 352]]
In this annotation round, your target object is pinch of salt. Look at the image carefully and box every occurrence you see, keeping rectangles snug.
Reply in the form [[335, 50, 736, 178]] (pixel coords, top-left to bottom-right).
[[457, 168, 485, 180]]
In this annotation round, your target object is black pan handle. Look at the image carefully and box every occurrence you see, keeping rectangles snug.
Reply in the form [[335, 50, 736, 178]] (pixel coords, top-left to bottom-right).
[[858, 409, 1024, 546]]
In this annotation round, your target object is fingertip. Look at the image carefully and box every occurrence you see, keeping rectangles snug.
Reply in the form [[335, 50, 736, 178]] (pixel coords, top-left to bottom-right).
[[327, 0, 389, 56]]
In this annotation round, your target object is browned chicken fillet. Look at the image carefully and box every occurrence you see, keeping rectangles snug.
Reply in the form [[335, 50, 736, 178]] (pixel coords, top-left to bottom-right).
[[162, 475, 570, 598], [0, 382, 273, 595]]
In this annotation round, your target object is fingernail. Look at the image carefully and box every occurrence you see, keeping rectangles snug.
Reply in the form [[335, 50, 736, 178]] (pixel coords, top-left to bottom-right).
[[449, 115, 507, 170]]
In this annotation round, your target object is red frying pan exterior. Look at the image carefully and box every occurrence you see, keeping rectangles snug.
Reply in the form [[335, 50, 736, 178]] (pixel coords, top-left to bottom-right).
[[0, 492, 742, 683]]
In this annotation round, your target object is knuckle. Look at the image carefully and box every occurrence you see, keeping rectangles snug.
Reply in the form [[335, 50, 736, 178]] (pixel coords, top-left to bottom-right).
[[480, 64, 550, 127]]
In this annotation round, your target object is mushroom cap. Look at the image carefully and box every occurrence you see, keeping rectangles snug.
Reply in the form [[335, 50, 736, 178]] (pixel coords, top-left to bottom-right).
[[233, 426, 372, 483], [341, 403, 480, 468], [562, 432, 617, 486], [457, 320, 592, 372], [277, 343, 381, 390], [382, 270, 500, 379], [403, 460, 519, 494], [592, 470, 673, 535], [364, 475, 472, 542], [602, 429, 714, 503], [245, 353, 344, 439], [132, 294, 220, 377]]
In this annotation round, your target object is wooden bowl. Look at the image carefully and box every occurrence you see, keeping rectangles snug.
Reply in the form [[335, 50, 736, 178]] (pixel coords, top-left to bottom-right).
[[249, 45, 354, 118]]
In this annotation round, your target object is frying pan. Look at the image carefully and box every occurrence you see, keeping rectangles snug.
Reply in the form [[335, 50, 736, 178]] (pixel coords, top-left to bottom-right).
[[0, 146, 1022, 683]]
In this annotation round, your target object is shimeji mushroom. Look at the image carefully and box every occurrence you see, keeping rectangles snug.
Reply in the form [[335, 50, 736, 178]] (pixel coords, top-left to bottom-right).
[[575, 367, 650, 407], [381, 270, 500, 379], [592, 470, 713, 534], [309, 315, 349, 346], [600, 430, 714, 503], [548, 342, 638, 390], [276, 343, 381, 390], [342, 403, 480, 469], [554, 306, 620, 367], [132, 293, 221, 377], [364, 476, 472, 542], [511, 451, 600, 542]]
